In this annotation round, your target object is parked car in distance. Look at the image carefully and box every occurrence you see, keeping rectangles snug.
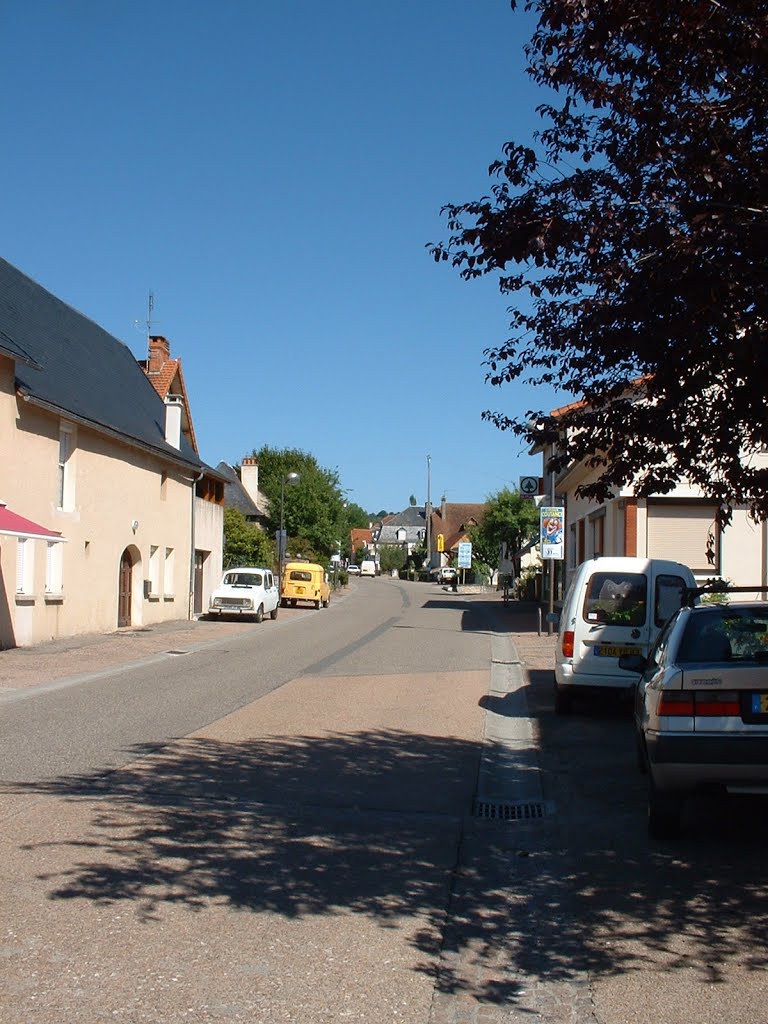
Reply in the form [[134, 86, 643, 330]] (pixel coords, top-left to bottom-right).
[[208, 567, 279, 622], [622, 599, 768, 838], [347, 564, 361, 575], [432, 566, 457, 584], [360, 560, 377, 578], [281, 560, 331, 609], [554, 556, 697, 714]]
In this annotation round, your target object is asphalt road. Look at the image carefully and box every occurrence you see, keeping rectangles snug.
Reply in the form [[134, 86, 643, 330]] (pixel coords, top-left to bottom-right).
[[3, 579, 768, 1024]]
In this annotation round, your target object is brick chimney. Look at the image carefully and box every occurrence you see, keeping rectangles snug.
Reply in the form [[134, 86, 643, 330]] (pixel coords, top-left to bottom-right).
[[148, 335, 171, 373], [240, 458, 260, 502]]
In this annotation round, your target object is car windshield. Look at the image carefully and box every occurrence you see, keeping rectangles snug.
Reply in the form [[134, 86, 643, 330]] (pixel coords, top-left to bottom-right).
[[583, 572, 647, 626], [678, 607, 768, 663], [224, 573, 262, 587]]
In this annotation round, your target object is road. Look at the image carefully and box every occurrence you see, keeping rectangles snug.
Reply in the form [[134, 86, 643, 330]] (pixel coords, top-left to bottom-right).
[[2, 578, 768, 1023]]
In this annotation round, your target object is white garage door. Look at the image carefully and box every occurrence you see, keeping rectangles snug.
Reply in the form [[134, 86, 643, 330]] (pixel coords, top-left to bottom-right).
[[646, 504, 718, 575]]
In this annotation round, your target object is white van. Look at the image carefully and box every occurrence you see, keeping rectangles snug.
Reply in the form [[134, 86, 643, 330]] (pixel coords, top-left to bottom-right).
[[554, 556, 697, 713], [360, 560, 377, 578], [208, 566, 280, 622]]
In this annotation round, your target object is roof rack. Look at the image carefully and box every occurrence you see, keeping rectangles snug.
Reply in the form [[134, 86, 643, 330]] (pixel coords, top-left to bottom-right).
[[684, 580, 768, 607]]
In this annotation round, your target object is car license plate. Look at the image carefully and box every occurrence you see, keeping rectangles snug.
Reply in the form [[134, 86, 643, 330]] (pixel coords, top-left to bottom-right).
[[751, 693, 768, 714], [296, 587, 305, 595], [594, 644, 639, 658]]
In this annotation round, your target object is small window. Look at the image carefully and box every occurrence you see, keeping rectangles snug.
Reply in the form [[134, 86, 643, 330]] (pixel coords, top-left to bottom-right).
[[149, 545, 160, 596], [583, 572, 647, 626], [57, 425, 75, 510], [45, 542, 64, 594], [290, 570, 312, 582], [160, 471, 168, 501], [16, 538, 34, 594], [163, 547, 175, 595]]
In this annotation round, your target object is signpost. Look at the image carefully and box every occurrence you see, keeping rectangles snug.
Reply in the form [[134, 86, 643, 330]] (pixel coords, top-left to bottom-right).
[[519, 475, 539, 498], [457, 541, 472, 568]]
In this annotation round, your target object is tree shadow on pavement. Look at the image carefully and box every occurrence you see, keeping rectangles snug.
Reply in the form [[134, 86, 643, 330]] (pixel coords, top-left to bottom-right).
[[6, 721, 768, 1007]]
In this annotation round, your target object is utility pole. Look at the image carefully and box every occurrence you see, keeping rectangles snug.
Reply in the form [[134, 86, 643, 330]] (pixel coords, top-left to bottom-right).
[[426, 454, 432, 568]]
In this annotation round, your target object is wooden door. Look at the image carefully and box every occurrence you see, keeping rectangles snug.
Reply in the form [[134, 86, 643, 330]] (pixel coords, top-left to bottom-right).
[[118, 550, 132, 627], [193, 551, 205, 615]]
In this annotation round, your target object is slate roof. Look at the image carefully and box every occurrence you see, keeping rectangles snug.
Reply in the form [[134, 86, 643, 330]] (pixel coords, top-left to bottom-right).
[[216, 462, 268, 519], [374, 505, 427, 545], [0, 258, 202, 469]]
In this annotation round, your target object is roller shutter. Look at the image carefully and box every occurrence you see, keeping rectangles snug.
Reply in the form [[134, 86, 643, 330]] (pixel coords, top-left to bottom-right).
[[646, 504, 718, 574]]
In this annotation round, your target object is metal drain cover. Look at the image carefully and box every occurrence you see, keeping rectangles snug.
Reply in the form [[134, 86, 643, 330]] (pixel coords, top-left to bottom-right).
[[474, 799, 550, 821], [165, 649, 190, 656]]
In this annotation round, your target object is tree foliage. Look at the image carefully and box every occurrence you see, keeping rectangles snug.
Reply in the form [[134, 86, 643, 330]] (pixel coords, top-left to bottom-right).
[[431, 0, 768, 525], [248, 446, 360, 561], [223, 508, 274, 569], [467, 488, 539, 575]]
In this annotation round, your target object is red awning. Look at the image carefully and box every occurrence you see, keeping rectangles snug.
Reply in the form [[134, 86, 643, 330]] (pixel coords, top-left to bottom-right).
[[0, 503, 66, 542]]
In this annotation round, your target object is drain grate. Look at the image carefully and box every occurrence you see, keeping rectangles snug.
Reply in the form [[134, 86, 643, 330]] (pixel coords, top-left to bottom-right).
[[474, 799, 549, 821], [165, 649, 190, 657]]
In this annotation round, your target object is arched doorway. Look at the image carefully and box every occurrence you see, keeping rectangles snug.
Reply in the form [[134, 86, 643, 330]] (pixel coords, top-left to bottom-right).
[[118, 548, 133, 627]]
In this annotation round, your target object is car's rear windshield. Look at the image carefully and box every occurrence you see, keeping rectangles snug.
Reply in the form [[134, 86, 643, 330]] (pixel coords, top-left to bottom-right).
[[678, 607, 768, 663], [289, 570, 312, 582], [224, 573, 262, 587], [583, 572, 647, 626]]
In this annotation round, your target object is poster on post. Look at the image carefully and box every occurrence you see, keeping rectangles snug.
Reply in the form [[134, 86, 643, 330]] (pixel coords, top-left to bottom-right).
[[540, 506, 565, 560]]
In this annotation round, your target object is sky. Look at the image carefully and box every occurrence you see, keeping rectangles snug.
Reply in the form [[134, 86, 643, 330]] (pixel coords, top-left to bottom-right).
[[2, 0, 560, 515]]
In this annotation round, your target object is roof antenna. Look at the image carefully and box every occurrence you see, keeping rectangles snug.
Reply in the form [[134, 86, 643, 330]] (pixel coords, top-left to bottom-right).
[[133, 290, 157, 360]]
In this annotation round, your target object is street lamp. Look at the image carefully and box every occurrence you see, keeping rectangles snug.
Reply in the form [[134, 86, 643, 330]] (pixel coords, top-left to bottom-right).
[[279, 471, 300, 583]]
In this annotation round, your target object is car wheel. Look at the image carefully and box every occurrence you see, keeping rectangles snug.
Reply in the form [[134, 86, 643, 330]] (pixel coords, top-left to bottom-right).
[[316, 598, 322, 609], [255, 604, 264, 624], [554, 681, 573, 715], [270, 605, 279, 620], [323, 595, 330, 608], [648, 778, 683, 839]]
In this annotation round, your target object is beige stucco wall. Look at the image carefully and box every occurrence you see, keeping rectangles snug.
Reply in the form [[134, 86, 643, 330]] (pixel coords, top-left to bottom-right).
[[194, 495, 224, 614], [1, 357, 197, 648], [550, 452, 767, 593]]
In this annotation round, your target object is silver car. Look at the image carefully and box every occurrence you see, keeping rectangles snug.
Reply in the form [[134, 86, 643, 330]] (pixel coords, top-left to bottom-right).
[[623, 601, 768, 838]]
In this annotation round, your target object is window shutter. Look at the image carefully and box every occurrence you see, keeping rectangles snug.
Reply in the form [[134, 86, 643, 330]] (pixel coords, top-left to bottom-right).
[[646, 505, 718, 575]]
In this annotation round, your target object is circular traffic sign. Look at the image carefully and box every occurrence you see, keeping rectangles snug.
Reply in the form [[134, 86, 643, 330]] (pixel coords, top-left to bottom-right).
[[519, 475, 538, 495]]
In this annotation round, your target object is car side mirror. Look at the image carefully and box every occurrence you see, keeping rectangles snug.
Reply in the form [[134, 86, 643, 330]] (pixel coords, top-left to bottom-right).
[[618, 653, 647, 674]]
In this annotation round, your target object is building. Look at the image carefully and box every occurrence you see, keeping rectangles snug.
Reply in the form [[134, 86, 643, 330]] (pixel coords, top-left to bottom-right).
[[0, 258, 219, 647]]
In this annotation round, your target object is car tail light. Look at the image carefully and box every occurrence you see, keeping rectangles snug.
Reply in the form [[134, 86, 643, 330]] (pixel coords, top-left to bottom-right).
[[694, 691, 741, 717], [658, 692, 695, 716], [562, 630, 574, 658], [659, 691, 741, 717]]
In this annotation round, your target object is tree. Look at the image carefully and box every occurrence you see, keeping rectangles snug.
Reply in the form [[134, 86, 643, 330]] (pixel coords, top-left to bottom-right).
[[223, 508, 274, 569], [431, 1, 768, 526], [467, 488, 539, 578], [248, 447, 354, 562]]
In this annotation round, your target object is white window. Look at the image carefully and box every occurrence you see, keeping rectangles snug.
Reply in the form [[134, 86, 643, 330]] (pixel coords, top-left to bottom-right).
[[57, 424, 75, 510], [148, 545, 160, 596], [45, 542, 64, 594], [16, 538, 34, 594], [163, 547, 175, 596]]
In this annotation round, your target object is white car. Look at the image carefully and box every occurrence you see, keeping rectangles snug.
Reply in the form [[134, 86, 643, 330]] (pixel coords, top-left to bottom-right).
[[360, 560, 377, 577], [208, 567, 280, 622], [347, 564, 361, 575]]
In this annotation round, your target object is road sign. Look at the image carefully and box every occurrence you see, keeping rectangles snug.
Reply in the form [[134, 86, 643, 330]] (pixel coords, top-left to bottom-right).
[[457, 541, 472, 568], [520, 475, 539, 497]]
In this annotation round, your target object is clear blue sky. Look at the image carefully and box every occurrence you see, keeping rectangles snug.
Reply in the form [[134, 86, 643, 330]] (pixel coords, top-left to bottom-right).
[[2, 0, 559, 515]]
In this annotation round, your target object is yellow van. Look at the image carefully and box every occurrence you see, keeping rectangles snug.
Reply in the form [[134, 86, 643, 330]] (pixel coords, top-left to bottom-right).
[[281, 561, 331, 610]]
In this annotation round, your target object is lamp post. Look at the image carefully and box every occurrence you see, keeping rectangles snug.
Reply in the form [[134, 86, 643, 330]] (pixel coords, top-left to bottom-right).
[[279, 471, 300, 583]]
